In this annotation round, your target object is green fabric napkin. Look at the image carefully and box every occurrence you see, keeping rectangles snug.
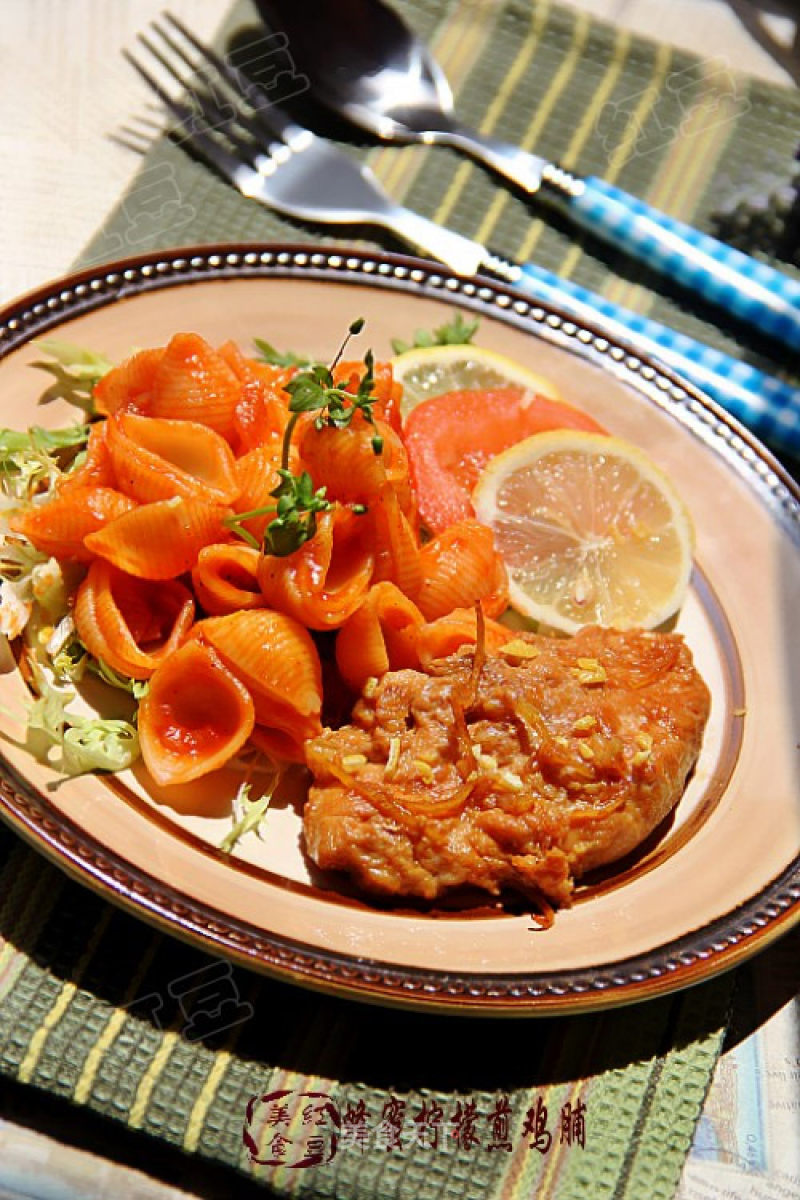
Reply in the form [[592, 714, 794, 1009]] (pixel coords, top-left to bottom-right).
[[4, 0, 800, 1195]]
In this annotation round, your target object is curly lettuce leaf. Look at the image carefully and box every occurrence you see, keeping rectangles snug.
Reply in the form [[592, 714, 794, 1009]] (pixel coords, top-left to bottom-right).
[[0, 424, 89, 507], [0, 424, 90, 458], [0, 542, 68, 636], [48, 624, 149, 699], [220, 778, 281, 853], [1, 446, 63, 502], [62, 720, 140, 775], [25, 658, 139, 776], [31, 340, 114, 417]]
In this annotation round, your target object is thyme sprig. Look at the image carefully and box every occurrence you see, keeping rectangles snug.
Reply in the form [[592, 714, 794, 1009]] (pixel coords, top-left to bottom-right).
[[226, 319, 380, 557], [263, 469, 331, 558], [279, 317, 381, 461]]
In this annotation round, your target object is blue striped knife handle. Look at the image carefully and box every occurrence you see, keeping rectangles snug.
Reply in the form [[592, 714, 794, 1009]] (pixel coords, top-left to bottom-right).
[[504, 260, 800, 458], [541, 171, 800, 352]]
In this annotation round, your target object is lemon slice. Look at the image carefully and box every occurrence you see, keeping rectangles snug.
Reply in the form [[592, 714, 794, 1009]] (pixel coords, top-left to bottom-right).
[[472, 430, 694, 633], [391, 344, 562, 415]]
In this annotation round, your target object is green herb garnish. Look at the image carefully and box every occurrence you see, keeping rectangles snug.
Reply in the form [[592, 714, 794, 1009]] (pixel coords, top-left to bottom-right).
[[253, 338, 311, 368], [226, 319, 380, 557], [391, 311, 479, 355], [263, 469, 331, 557]]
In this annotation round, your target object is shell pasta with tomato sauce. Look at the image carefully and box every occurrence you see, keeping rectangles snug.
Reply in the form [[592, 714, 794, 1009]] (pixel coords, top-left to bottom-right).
[[1, 326, 708, 910], [4, 331, 510, 785]]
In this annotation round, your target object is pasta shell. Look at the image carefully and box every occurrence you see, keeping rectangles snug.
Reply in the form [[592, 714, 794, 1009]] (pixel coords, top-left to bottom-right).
[[231, 445, 283, 543], [106, 412, 240, 505], [416, 520, 509, 621], [367, 485, 422, 599], [8, 486, 136, 562], [83, 497, 231, 579], [415, 607, 514, 669], [218, 341, 293, 454], [93, 347, 164, 417], [191, 543, 264, 615], [298, 416, 384, 503], [216, 340, 289, 387], [257, 505, 374, 630], [138, 639, 255, 785], [333, 360, 403, 434], [231, 380, 288, 455], [335, 582, 424, 693], [298, 416, 413, 516], [58, 422, 116, 493], [198, 609, 323, 762], [74, 559, 195, 678], [248, 724, 313, 764], [149, 333, 242, 438], [216, 339, 261, 383]]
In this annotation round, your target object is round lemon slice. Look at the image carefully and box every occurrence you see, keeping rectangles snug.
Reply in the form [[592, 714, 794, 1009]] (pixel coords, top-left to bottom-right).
[[472, 430, 695, 633], [390, 343, 562, 415]]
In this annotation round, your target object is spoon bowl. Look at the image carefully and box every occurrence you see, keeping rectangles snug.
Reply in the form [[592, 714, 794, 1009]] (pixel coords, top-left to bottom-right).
[[255, 0, 459, 142]]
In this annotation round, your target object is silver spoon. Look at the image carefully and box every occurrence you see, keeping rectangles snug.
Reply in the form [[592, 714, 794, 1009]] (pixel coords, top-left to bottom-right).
[[254, 0, 800, 351], [256, 0, 544, 186]]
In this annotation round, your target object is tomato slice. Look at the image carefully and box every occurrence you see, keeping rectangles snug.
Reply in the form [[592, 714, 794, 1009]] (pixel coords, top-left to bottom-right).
[[404, 387, 605, 533]]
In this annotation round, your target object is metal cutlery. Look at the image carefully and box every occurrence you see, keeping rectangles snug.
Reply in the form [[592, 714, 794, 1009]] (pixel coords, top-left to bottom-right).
[[255, 0, 800, 353], [122, 14, 800, 458]]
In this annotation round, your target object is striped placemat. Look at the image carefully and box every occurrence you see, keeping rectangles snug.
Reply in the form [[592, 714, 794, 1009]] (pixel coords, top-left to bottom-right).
[[0, 823, 733, 1199], [3, 0, 799, 1195]]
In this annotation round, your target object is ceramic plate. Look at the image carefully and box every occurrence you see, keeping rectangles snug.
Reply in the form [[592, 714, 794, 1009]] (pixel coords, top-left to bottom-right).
[[1, 245, 798, 1015]]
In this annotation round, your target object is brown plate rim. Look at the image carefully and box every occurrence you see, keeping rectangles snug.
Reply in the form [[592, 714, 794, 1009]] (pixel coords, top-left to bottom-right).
[[1, 241, 799, 1016]]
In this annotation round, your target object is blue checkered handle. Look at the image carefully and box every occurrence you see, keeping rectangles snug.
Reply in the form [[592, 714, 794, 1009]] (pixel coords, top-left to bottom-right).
[[540, 172, 800, 352], [503, 260, 800, 458]]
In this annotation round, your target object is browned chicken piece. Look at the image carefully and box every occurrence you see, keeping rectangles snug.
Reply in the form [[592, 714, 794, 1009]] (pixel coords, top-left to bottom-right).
[[303, 626, 710, 907]]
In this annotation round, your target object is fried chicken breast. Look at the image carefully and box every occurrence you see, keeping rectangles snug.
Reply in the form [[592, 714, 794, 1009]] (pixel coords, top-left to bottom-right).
[[303, 627, 710, 907]]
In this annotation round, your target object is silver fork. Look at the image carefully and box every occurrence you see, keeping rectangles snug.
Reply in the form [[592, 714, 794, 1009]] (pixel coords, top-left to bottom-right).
[[122, 14, 800, 458], [124, 13, 489, 278]]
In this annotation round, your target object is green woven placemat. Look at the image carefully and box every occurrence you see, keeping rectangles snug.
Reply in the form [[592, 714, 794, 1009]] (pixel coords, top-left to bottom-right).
[[0, 823, 732, 1200], [4, 0, 800, 1195]]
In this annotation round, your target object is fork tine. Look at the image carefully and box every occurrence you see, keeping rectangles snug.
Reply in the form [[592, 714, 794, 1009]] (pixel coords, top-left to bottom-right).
[[122, 46, 182, 113], [146, 21, 284, 162], [149, 18, 209, 78], [135, 30, 205, 109], [123, 47, 258, 189], [162, 10, 305, 149], [111, 125, 153, 155], [135, 31, 268, 171], [146, 22, 235, 125]]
